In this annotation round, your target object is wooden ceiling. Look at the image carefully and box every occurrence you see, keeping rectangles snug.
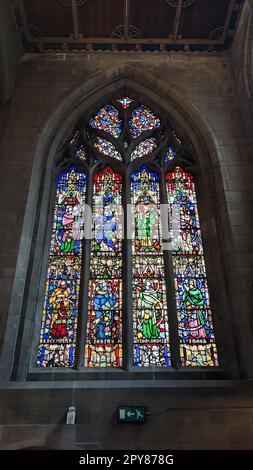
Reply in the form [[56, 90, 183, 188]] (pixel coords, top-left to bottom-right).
[[12, 0, 244, 53]]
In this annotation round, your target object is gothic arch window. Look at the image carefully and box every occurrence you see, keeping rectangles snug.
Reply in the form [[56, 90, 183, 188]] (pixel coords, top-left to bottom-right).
[[37, 97, 219, 370]]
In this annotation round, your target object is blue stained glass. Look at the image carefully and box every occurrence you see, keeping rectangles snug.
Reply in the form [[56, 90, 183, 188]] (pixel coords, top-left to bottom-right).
[[129, 105, 160, 138], [37, 166, 86, 367], [131, 165, 171, 367], [164, 146, 177, 163], [166, 167, 218, 367], [85, 167, 123, 368], [89, 104, 122, 138], [131, 164, 159, 189]]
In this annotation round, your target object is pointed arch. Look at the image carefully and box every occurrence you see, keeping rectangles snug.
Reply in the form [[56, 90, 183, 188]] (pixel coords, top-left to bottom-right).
[[0, 64, 239, 381]]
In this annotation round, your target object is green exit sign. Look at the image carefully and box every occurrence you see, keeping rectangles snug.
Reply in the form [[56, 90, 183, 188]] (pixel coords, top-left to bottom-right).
[[117, 406, 146, 423]]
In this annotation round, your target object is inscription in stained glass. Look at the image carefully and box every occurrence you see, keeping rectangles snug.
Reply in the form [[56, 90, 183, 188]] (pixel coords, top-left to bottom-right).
[[37, 167, 86, 367], [131, 166, 170, 367], [85, 167, 123, 367], [166, 167, 218, 367]]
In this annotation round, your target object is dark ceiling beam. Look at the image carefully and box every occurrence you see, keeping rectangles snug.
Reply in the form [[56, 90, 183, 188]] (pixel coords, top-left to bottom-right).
[[173, 0, 183, 41], [30, 36, 223, 46], [221, 0, 236, 42], [71, 0, 79, 40], [123, 0, 130, 41]]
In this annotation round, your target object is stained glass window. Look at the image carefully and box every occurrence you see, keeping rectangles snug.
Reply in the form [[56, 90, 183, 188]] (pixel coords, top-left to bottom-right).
[[166, 167, 218, 367], [131, 138, 157, 161], [164, 146, 177, 163], [94, 137, 122, 161], [129, 105, 161, 138], [85, 167, 123, 367], [131, 166, 170, 367], [37, 167, 86, 367], [89, 104, 122, 138], [37, 97, 219, 372], [75, 145, 86, 161]]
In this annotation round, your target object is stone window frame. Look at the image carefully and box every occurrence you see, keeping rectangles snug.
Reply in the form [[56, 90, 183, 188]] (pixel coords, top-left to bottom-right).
[[0, 67, 240, 384]]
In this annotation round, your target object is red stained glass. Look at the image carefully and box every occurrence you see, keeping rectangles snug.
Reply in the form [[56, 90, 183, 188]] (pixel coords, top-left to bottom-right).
[[166, 167, 218, 367], [85, 166, 123, 367], [37, 167, 86, 367]]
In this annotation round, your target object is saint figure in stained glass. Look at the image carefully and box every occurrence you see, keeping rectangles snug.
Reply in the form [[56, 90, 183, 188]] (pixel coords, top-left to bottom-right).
[[166, 167, 218, 367], [85, 166, 123, 367], [37, 167, 86, 367]]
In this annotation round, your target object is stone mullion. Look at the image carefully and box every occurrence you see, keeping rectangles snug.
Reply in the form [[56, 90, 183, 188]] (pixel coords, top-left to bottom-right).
[[122, 172, 133, 370], [75, 166, 93, 369], [160, 170, 181, 369]]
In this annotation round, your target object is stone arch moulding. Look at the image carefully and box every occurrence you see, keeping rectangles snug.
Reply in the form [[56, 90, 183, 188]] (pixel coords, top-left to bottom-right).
[[243, 1, 253, 135], [241, 0, 253, 103], [0, 64, 242, 383]]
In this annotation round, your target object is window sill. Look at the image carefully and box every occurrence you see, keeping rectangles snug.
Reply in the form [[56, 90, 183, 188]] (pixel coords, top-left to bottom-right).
[[24, 366, 225, 382]]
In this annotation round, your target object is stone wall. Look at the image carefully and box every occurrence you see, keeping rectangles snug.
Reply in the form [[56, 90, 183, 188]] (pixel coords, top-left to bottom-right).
[[0, 0, 22, 103], [0, 384, 253, 450], [231, 0, 253, 137], [0, 48, 253, 449]]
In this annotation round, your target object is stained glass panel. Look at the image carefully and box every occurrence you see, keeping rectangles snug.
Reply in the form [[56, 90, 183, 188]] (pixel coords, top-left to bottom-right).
[[133, 256, 165, 278], [131, 137, 157, 161], [37, 167, 86, 367], [117, 97, 134, 109], [129, 105, 160, 138], [94, 137, 122, 161], [164, 146, 177, 163], [85, 167, 123, 367], [131, 166, 170, 367], [75, 145, 86, 161], [131, 166, 161, 255], [166, 167, 218, 367], [89, 104, 122, 138]]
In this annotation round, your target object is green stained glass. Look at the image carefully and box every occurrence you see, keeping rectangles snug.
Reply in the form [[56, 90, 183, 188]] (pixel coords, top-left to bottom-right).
[[85, 167, 123, 367], [131, 166, 171, 367], [37, 167, 86, 367], [166, 167, 218, 367]]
